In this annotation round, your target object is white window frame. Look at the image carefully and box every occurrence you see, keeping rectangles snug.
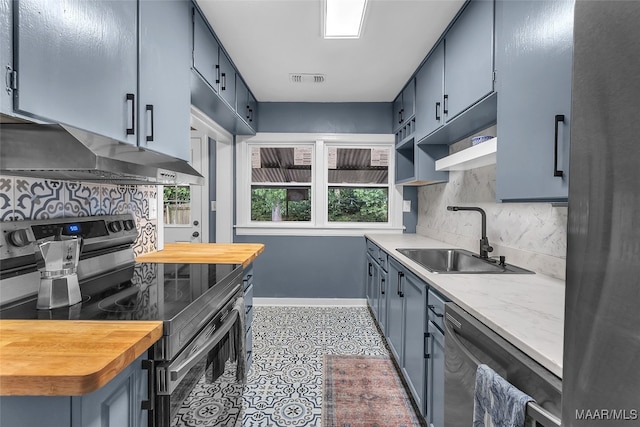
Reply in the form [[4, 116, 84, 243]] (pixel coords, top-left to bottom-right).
[[236, 132, 404, 236]]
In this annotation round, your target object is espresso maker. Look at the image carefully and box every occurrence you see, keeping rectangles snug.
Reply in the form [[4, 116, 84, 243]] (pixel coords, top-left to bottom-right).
[[35, 233, 82, 309]]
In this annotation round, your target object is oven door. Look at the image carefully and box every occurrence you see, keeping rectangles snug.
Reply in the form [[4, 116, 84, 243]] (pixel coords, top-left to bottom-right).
[[153, 293, 246, 427]]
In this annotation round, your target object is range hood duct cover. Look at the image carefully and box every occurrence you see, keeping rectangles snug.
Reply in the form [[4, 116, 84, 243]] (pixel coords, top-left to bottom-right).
[[0, 123, 204, 185]]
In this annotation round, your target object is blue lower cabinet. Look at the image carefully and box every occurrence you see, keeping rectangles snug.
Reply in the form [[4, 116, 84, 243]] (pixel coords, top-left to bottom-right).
[[386, 258, 405, 364], [400, 269, 428, 416], [374, 248, 449, 426], [243, 265, 255, 369], [0, 353, 149, 427]]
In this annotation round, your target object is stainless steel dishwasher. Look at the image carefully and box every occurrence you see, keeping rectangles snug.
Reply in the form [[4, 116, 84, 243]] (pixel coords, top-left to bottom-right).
[[443, 303, 562, 427]]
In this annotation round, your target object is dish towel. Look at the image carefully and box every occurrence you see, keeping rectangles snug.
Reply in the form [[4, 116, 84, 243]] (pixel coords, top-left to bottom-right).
[[230, 296, 247, 384], [472, 364, 534, 427]]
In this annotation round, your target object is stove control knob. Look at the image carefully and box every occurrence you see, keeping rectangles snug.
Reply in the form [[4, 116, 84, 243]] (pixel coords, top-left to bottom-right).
[[108, 221, 123, 233], [9, 228, 36, 247], [123, 219, 135, 231]]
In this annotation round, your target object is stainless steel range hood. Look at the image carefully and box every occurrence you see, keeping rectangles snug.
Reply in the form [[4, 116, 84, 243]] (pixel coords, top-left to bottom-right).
[[0, 123, 204, 185]]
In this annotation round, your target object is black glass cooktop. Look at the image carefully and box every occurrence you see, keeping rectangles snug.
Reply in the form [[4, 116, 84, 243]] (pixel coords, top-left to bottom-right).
[[0, 263, 240, 321]]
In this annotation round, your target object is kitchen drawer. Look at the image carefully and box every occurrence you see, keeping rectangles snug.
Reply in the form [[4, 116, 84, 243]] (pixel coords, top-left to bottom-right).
[[377, 250, 388, 272], [428, 288, 447, 331], [366, 240, 388, 271], [366, 239, 379, 259]]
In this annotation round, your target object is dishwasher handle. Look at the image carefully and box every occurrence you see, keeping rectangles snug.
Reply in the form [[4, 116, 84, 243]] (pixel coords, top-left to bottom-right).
[[444, 313, 561, 427]]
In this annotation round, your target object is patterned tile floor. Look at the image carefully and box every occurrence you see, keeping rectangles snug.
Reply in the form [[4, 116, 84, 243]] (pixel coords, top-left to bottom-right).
[[242, 305, 390, 426], [173, 305, 397, 427]]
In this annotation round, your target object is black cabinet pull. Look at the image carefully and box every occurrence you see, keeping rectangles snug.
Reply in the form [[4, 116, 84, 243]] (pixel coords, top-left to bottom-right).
[[126, 93, 135, 135], [435, 101, 441, 121], [221, 73, 226, 91], [215, 64, 220, 84], [141, 359, 155, 411], [554, 114, 565, 177], [368, 263, 372, 277], [146, 104, 154, 142], [428, 305, 444, 318], [398, 109, 403, 124], [380, 277, 385, 295], [248, 108, 253, 122], [246, 105, 251, 120], [443, 94, 449, 115], [397, 271, 404, 298]]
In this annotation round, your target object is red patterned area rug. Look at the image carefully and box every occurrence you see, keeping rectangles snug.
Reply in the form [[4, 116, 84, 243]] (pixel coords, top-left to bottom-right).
[[323, 355, 421, 427]]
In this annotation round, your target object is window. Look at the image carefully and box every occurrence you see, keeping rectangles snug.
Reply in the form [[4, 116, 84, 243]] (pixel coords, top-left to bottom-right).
[[328, 147, 389, 223], [250, 146, 313, 222], [236, 133, 402, 236], [163, 186, 190, 225]]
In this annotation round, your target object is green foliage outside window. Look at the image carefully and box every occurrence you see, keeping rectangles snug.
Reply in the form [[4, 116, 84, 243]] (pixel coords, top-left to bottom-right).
[[251, 187, 311, 221], [328, 188, 388, 222]]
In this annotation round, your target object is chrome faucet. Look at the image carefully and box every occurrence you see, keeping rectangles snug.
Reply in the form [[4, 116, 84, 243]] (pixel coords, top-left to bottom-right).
[[447, 206, 494, 259]]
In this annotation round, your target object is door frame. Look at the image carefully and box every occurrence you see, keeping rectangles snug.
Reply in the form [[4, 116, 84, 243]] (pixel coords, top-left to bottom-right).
[[190, 106, 234, 243]]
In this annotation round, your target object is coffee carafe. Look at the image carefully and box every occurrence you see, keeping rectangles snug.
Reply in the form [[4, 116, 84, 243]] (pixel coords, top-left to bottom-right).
[[35, 233, 82, 309]]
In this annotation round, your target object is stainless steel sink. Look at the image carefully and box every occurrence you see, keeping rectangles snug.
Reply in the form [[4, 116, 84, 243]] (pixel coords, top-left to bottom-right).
[[396, 248, 533, 274]]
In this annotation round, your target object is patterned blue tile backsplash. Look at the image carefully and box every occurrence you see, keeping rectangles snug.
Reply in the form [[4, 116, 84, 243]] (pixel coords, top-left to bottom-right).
[[0, 176, 157, 255]]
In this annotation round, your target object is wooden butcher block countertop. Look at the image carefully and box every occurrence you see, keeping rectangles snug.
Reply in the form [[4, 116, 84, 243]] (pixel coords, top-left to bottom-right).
[[0, 320, 162, 396], [135, 243, 265, 267]]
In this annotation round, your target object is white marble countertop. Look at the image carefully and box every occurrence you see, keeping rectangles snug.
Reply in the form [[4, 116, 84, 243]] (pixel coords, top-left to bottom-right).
[[366, 233, 565, 379]]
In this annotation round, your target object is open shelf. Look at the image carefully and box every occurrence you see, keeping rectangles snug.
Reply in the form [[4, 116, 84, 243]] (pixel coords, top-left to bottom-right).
[[435, 137, 497, 171]]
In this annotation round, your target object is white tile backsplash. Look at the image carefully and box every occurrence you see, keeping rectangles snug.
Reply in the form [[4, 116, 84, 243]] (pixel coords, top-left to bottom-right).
[[416, 134, 567, 280]]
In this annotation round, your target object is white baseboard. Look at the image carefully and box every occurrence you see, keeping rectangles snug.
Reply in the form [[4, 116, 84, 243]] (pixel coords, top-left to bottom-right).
[[252, 298, 367, 307]]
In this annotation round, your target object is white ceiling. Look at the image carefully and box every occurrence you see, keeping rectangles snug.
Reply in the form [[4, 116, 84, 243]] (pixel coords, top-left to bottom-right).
[[196, 0, 466, 103]]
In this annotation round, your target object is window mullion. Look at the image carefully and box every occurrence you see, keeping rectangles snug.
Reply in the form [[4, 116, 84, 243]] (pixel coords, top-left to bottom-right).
[[315, 139, 327, 227]]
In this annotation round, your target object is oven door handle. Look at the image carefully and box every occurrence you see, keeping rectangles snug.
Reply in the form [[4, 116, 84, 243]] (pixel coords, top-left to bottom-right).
[[169, 309, 239, 381]]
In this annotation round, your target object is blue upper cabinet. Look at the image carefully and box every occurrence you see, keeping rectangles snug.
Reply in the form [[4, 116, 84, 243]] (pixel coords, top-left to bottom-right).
[[191, 5, 257, 135], [193, 7, 221, 94], [494, 0, 573, 202], [443, 0, 495, 122], [415, 42, 445, 140], [139, 0, 192, 161], [12, 0, 138, 145], [393, 79, 416, 133], [0, 0, 13, 116], [218, 51, 237, 109]]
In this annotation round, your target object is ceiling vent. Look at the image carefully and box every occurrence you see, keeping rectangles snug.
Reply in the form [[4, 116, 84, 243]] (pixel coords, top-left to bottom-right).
[[289, 73, 326, 84]]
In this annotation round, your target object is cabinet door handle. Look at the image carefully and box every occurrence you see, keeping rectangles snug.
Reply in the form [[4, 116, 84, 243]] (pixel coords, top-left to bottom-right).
[[126, 93, 135, 135], [398, 109, 403, 124], [215, 64, 220, 84], [249, 108, 253, 122], [380, 277, 385, 295], [554, 114, 565, 177], [397, 271, 404, 298], [141, 359, 155, 411], [246, 105, 251, 120], [424, 332, 431, 358], [428, 305, 444, 318], [145, 104, 154, 142], [435, 101, 441, 121], [443, 94, 449, 115], [221, 73, 226, 91], [368, 263, 372, 277]]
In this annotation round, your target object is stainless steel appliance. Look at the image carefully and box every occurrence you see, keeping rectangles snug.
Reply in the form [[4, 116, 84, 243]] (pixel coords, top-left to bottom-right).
[[0, 122, 204, 185], [34, 233, 82, 309], [0, 214, 246, 427], [562, 1, 640, 425], [444, 303, 562, 427]]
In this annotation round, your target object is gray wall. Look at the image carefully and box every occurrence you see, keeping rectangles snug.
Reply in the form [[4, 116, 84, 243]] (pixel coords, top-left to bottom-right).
[[236, 102, 392, 299], [257, 102, 393, 134], [235, 235, 366, 298]]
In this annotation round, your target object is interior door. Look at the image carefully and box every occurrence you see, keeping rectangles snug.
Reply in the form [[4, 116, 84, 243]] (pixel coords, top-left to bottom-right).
[[163, 133, 206, 243]]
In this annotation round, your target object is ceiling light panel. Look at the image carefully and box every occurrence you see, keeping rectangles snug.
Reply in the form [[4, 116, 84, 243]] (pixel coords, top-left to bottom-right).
[[324, 0, 368, 39]]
